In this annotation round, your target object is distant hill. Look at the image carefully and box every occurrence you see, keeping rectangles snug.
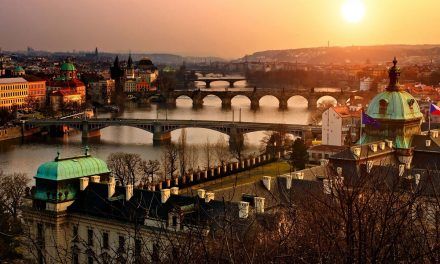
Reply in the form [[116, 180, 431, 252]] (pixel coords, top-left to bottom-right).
[[236, 45, 440, 65]]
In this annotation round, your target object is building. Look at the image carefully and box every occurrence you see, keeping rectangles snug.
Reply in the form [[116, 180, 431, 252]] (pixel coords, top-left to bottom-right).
[[88, 79, 115, 104], [123, 56, 159, 93], [24, 75, 47, 107], [22, 150, 242, 264], [0, 77, 29, 110], [47, 61, 86, 111], [321, 106, 361, 146], [359, 77, 374, 91]]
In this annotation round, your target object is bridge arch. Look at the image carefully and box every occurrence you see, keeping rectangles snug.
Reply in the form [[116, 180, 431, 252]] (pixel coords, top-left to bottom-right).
[[231, 94, 252, 109], [287, 95, 309, 108], [316, 95, 338, 108]]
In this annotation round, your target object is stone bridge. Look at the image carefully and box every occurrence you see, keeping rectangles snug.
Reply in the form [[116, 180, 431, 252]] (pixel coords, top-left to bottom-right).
[[155, 89, 373, 110], [23, 118, 321, 145], [185, 77, 246, 88]]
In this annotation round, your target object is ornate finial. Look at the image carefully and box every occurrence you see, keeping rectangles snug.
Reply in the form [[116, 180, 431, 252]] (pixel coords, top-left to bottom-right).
[[387, 57, 401, 91], [84, 146, 90, 156], [55, 150, 60, 161]]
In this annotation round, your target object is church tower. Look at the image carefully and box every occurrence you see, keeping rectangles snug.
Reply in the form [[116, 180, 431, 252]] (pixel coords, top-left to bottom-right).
[[110, 56, 124, 96], [126, 53, 135, 79]]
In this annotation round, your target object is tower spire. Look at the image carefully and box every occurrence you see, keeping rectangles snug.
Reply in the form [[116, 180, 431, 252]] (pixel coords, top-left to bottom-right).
[[387, 57, 401, 91]]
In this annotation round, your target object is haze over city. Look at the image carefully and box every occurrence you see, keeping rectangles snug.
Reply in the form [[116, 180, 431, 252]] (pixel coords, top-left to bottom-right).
[[1, 0, 440, 57]]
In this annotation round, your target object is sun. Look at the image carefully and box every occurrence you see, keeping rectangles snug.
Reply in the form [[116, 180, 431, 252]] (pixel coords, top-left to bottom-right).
[[341, 0, 365, 23]]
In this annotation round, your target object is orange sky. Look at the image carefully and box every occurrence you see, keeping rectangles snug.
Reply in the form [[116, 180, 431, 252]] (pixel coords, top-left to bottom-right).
[[0, 0, 439, 58]]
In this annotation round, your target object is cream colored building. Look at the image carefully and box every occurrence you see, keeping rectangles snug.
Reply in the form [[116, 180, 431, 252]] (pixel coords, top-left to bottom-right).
[[0, 77, 29, 110]]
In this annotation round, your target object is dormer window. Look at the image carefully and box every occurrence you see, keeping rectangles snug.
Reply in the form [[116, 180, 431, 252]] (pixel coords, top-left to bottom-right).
[[407, 99, 415, 109], [379, 99, 388, 115]]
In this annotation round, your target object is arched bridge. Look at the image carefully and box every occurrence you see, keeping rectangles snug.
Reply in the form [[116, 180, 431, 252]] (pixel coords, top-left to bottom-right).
[[23, 118, 321, 145], [161, 89, 374, 110], [185, 77, 246, 88]]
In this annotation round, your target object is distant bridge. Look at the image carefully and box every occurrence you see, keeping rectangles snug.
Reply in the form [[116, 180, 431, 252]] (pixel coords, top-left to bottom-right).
[[185, 76, 247, 88], [144, 89, 374, 110], [23, 118, 321, 145]]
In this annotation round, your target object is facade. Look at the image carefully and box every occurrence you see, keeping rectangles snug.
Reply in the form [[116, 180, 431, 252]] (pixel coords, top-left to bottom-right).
[[0, 77, 29, 110], [359, 77, 373, 91], [89, 79, 115, 104], [25, 76, 47, 107], [321, 106, 361, 146]]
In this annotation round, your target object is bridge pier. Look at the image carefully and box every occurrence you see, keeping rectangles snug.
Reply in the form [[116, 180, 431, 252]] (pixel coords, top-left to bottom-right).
[[229, 81, 235, 88], [192, 97, 204, 109], [228, 127, 244, 151], [205, 81, 211, 88], [308, 102, 317, 110], [279, 99, 288, 110], [221, 97, 232, 110], [250, 98, 259, 111], [153, 124, 171, 146], [81, 121, 101, 139], [166, 97, 176, 108]]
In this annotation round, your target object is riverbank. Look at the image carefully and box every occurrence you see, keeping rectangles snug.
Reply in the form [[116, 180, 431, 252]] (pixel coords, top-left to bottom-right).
[[180, 160, 291, 195], [0, 126, 41, 142]]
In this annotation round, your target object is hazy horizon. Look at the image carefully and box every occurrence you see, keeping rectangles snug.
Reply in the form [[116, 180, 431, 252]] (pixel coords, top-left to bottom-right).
[[1, 0, 440, 59]]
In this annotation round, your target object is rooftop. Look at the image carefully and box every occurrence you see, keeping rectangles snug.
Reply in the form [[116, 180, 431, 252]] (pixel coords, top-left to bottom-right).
[[0, 77, 28, 84]]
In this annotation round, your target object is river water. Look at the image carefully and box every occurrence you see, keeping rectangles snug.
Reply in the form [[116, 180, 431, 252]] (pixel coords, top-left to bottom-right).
[[0, 81, 333, 177]]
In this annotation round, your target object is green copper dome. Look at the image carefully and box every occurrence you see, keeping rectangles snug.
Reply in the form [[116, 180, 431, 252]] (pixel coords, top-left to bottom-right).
[[35, 155, 110, 181], [60, 62, 76, 71], [366, 91, 423, 120], [14, 66, 24, 72]]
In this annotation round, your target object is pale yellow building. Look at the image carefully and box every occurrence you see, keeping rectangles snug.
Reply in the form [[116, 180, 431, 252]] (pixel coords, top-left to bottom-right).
[[0, 77, 29, 110]]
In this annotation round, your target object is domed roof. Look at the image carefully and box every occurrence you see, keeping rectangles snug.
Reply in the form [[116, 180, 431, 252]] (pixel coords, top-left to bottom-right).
[[60, 62, 76, 71], [366, 58, 423, 121], [35, 154, 110, 181], [366, 91, 423, 120], [138, 57, 154, 66], [14, 66, 24, 72]]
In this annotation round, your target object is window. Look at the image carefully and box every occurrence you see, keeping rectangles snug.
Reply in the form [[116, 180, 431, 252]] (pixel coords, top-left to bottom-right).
[[72, 246, 79, 264], [118, 235, 125, 251], [102, 232, 109, 249], [87, 255, 94, 264], [379, 99, 388, 115], [172, 215, 178, 227], [87, 229, 94, 247]]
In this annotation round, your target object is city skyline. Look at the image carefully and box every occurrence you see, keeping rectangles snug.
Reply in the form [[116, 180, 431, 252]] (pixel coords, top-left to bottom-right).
[[1, 0, 440, 58]]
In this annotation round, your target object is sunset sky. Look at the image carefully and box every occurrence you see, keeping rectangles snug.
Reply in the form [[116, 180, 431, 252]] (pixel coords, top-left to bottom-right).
[[0, 0, 439, 58]]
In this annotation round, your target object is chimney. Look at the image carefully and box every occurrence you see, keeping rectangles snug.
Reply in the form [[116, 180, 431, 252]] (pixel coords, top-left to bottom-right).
[[262, 176, 271, 191], [161, 189, 171, 203], [432, 130, 439, 138], [353, 147, 361, 157], [415, 174, 421, 186], [170, 187, 179, 195], [238, 201, 249, 219], [107, 181, 116, 198], [79, 177, 89, 191], [90, 175, 100, 183], [254, 197, 265, 214], [426, 140, 431, 147], [379, 142, 386, 150], [370, 144, 377, 152], [386, 139, 393, 148], [197, 189, 206, 199], [205, 192, 215, 203], [125, 185, 133, 201]]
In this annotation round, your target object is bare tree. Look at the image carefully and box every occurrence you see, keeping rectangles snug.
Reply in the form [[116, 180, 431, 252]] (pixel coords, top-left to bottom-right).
[[187, 145, 200, 172], [139, 160, 161, 185], [0, 171, 29, 221], [214, 135, 231, 166], [161, 144, 179, 179], [107, 152, 142, 185], [203, 137, 214, 169], [177, 129, 188, 177]]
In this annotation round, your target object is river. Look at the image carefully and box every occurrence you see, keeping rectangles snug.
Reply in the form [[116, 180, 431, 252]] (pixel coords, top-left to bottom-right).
[[0, 81, 333, 177]]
